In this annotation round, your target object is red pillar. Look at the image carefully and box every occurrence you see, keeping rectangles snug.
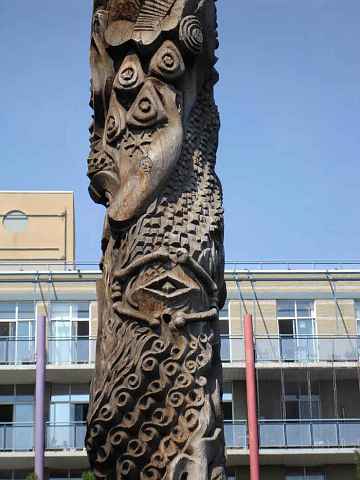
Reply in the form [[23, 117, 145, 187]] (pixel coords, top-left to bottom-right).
[[244, 314, 260, 480]]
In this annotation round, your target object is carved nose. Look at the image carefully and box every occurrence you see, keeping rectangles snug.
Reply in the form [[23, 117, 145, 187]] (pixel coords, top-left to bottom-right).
[[126, 80, 167, 128]]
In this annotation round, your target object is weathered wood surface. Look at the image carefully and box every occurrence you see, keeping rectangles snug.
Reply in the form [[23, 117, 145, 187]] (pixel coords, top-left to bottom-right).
[[85, 1, 226, 478]]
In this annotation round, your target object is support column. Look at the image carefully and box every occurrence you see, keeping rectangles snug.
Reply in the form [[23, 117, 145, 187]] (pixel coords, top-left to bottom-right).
[[244, 314, 260, 480], [35, 315, 46, 480]]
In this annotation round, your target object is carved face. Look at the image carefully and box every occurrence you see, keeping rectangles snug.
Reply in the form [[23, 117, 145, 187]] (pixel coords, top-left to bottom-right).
[[88, 38, 191, 226]]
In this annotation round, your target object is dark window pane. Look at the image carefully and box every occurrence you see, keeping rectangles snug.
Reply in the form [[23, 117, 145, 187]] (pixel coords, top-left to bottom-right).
[[279, 319, 294, 336], [51, 384, 70, 402], [71, 385, 89, 402], [0, 323, 16, 337], [223, 402, 233, 421], [285, 400, 299, 419], [219, 320, 229, 335], [16, 385, 34, 402], [0, 405, 13, 422], [74, 403, 88, 422], [76, 322, 89, 337]]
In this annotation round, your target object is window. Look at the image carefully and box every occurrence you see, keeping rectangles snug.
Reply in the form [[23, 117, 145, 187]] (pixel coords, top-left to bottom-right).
[[50, 303, 89, 337], [222, 382, 233, 421], [0, 385, 34, 451], [2, 211, 28, 233], [49, 473, 82, 480], [219, 300, 229, 334], [0, 303, 35, 364], [48, 384, 89, 450], [286, 468, 325, 480], [0, 472, 32, 480], [277, 300, 316, 361], [284, 382, 320, 419], [49, 303, 90, 363], [49, 384, 89, 423]]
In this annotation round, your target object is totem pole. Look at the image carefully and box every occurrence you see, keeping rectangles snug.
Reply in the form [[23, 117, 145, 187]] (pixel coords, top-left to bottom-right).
[[86, 1, 226, 478]]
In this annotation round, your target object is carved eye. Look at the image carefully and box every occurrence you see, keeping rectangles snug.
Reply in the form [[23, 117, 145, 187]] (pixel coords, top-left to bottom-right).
[[105, 94, 126, 143], [149, 41, 185, 81], [114, 53, 144, 91]]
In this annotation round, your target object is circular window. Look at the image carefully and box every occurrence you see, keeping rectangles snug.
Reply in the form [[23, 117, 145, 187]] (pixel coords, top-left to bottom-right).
[[3, 210, 28, 233]]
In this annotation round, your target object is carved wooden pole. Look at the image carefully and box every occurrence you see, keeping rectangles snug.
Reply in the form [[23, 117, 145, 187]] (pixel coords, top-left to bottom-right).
[[85, 1, 227, 479]]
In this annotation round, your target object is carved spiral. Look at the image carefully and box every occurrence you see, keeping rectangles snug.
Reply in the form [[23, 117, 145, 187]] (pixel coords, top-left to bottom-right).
[[179, 15, 204, 54]]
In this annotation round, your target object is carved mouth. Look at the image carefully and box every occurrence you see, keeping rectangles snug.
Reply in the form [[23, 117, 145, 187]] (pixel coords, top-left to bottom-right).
[[88, 170, 118, 206]]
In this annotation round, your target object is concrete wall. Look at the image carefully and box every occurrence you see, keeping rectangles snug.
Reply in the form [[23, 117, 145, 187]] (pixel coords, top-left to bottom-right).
[[0, 191, 75, 263]]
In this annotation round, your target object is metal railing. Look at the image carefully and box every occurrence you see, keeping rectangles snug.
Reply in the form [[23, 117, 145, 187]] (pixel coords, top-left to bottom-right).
[[224, 420, 247, 448], [47, 337, 96, 364], [46, 422, 86, 450], [225, 419, 360, 449], [221, 336, 245, 362], [259, 419, 360, 448], [220, 335, 360, 363], [225, 260, 360, 270], [0, 423, 33, 451], [0, 337, 36, 364]]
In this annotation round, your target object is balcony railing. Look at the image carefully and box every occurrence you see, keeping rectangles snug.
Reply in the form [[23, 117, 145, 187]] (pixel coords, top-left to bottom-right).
[[225, 419, 360, 449], [221, 336, 245, 362], [220, 335, 360, 363], [47, 337, 96, 364], [224, 420, 247, 448], [0, 423, 33, 451], [46, 422, 86, 450], [260, 419, 360, 448], [0, 337, 36, 364]]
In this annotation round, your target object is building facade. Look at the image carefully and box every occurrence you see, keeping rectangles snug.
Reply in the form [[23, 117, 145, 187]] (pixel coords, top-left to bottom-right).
[[0, 192, 360, 480]]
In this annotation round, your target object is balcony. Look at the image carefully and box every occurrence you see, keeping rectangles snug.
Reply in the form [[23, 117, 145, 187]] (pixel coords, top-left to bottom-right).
[[47, 337, 96, 365], [46, 422, 86, 450], [0, 423, 33, 451], [0, 338, 35, 364], [220, 335, 360, 364], [225, 419, 360, 449]]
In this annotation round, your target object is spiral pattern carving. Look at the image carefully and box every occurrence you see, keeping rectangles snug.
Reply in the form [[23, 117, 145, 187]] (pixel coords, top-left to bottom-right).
[[179, 15, 204, 55]]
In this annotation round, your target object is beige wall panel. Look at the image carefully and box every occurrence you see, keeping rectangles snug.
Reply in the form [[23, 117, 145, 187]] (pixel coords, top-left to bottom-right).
[[253, 300, 277, 336], [337, 300, 356, 335], [316, 300, 337, 334], [0, 191, 74, 263], [317, 300, 356, 335], [229, 301, 242, 335], [90, 301, 98, 337]]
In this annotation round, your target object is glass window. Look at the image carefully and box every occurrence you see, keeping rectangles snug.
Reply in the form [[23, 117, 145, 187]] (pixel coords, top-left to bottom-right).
[[286, 470, 325, 480], [51, 384, 71, 402], [285, 382, 320, 420], [222, 382, 233, 421], [51, 304, 71, 321], [50, 303, 90, 336], [71, 384, 89, 402], [277, 300, 295, 318], [49, 384, 89, 423], [17, 303, 35, 320], [0, 304, 16, 321]]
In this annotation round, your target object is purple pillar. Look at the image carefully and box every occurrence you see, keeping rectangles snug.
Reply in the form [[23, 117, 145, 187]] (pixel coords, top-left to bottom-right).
[[35, 315, 46, 480]]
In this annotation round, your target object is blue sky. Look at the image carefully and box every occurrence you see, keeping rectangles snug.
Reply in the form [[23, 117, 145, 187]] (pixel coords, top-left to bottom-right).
[[1, 1, 359, 263]]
